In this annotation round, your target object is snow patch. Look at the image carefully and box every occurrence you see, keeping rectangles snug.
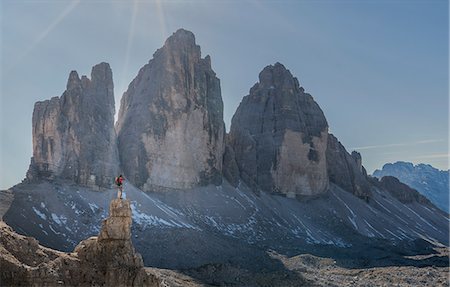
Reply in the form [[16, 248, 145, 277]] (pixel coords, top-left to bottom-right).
[[333, 191, 357, 229], [363, 219, 384, 238], [88, 203, 99, 213], [333, 192, 356, 218], [384, 228, 403, 240], [405, 205, 439, 232], [32, 207, 47, 220], [49, 225, 60, 235], [131, 203, 197, 229], [51, 213, 67, 226], [347, 216, 358, 229], [38, 224, 49, 235]]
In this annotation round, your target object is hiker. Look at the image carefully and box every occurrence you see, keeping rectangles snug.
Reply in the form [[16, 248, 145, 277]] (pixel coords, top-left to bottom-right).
[[115, 174, 125, 199]]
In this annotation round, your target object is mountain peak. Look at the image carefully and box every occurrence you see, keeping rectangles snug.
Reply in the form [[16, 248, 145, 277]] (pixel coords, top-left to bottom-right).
[[228, 62, 329, 196], [91, 62, 112, 85], [66, 70, 81, 90], [164, 28, 197, 50], [258, 62, 298, 89]]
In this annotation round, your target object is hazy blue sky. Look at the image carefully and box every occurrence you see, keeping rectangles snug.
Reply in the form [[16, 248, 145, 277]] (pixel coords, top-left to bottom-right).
[[1, 0, 448, 190]]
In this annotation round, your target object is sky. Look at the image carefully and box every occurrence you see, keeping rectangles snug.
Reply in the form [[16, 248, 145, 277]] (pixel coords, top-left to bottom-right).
[[0, 0, 448, 190]]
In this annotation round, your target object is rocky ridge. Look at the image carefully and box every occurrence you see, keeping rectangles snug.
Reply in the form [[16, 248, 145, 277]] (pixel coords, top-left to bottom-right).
[[374, 176, 431, 205]]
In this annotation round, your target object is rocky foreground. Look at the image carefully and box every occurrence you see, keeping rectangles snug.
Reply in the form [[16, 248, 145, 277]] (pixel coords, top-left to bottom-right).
[[1, 218, 448, 287], [1, 195, 448, 286], [0, 199, 161, 286]]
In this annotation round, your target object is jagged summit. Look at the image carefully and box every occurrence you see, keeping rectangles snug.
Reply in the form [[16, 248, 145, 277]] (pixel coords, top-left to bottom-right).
[[164, 28, 196, 47], [150, 28, 203, 68], [256, 62, 300, 90], [66, 70, 81, 90]]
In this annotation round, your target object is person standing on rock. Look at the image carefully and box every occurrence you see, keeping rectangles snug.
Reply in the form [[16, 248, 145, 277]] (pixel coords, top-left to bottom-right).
[[115, 175, 125, 199]]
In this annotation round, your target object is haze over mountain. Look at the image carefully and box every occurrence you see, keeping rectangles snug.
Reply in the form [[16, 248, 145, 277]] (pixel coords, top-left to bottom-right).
[[1, 29, 448, 286], [373, 161, 449, 213], [1, 1, 447, 191]]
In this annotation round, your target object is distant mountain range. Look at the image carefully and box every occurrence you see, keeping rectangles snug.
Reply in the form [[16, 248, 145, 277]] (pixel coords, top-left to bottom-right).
[[373, 161, 449, 213]]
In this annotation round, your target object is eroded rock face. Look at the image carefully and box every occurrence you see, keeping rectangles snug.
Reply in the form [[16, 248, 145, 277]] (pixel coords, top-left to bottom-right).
[[326, 134, 372, 200], [227, 63, 329, 196], [116, 29, 224, 191], [26, 63, 119, 188], [74, 198, 155, 286], [98, 199, 132, 240], [0, 199, 160, 287]]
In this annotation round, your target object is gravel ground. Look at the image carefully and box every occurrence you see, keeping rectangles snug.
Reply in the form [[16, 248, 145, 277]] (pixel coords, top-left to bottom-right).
[[154, 249, 449, 286]]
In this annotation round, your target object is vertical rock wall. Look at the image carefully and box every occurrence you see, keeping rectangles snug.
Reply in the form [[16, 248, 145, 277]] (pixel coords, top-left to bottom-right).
[[116, 29, 224, 191], [26, 63, 119, 188], [227, 63, 329, 196]]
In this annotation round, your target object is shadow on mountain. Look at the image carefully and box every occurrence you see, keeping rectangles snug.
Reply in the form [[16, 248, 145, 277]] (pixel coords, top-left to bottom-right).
[[273, 238, 449, 270], [134, 228, 312, 286]]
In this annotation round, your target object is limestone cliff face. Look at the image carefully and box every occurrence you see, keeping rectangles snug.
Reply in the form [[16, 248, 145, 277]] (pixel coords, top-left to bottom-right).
[[227, 63, 329, 196], [26, 63, 119, 188], [326, 134, 372, 200], [116, 29, 224, 191]]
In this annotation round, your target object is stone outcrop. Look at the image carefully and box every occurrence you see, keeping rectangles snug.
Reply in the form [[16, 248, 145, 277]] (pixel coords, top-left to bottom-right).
[[376, 176, 431, 204], [73, 199, 155, 286], [326, 134, 372, 200], [116, 29, 224, 191], [0, 199, 160, 286], [26, 63, 119, 188], [227, 63, 329, 196]]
